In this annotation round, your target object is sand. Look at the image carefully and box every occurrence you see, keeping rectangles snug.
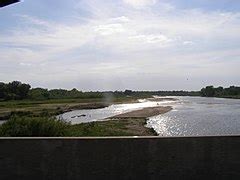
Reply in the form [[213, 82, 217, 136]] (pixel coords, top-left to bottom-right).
[[110, 106, 172, 119]]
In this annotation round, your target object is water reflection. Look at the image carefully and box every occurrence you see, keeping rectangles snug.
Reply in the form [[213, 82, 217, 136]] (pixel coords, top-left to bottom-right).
[[58, 98, 173, 124], [147, 96, 240, 136], [59, 96, 240, 136]]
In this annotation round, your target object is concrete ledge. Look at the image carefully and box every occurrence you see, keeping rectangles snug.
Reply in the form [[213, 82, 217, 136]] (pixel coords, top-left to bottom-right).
[[0, 136, 240, 179]]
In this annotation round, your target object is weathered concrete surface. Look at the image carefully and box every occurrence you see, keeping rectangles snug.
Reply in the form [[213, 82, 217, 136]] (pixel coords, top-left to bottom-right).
[[0, 136, 240, 180]]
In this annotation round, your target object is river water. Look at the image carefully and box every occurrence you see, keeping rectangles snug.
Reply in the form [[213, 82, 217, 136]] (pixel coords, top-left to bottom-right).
[[59, 96, 240, 136], [58, 98, 174, 124]]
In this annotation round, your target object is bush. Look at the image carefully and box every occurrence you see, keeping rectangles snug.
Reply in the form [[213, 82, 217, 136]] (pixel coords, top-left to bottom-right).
[[0, 116, 69, 137]]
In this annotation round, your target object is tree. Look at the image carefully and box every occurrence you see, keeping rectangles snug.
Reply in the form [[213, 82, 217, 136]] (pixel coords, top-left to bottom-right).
[[18, 83, 31, 99], [124, 89, 132, 96], [201, 86, 215, 97], [0, 82, 5, 99], [0, 81, 30, 100], [214, 86, 224, 97], [29, 88, 49, 100]]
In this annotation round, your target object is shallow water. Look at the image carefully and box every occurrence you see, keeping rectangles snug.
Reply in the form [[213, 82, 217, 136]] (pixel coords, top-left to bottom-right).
[[59, 96, 240, 136], [58, 99, 173, 124], [147, 96, 240, 136]]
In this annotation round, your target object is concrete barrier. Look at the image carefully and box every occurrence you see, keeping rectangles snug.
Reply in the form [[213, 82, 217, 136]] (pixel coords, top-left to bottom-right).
[[0, 136, 240, 180]]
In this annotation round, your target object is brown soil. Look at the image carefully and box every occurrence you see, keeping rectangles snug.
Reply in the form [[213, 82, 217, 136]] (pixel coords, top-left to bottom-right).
[[101, 106, 172, 136], [110, 106, 172, 119]]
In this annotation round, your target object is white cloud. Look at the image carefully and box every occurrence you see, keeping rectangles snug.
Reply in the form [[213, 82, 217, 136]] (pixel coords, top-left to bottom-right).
[[94, 23, 125, 35], [110, 16, 130, 23], [129, 34, 172, 44], [183, 41, 194, 45], [20, 62, 32, 66], [1, 0, 240, 90], [123, 0, 157, 8]]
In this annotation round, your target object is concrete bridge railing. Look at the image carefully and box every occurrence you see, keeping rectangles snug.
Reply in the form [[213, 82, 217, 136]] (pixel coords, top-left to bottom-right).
[[0, 136, 240, 179]]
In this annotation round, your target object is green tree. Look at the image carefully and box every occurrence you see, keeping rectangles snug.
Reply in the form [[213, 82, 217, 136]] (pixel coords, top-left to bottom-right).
[[201, 86, 215, 97], [29, 88, 49, 100]]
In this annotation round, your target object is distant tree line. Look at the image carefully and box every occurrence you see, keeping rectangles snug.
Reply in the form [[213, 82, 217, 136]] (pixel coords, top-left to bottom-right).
[[29, 88, 104, 100], [1, 81, 239, 101], [0, 81, 31, 100], [121, 89, 200, 97], [201, 86, 240, 98]]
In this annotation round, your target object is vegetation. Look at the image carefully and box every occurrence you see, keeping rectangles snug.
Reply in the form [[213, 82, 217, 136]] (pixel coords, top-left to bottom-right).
[[0, 81, 31, 100], [0, 116, 155, 137], [29, 88, 104, 100], [1, 81, 239, 137], [67, 120, 133, 136], [0, 81, 201, 119], [124, 90, 200, 97], [0, 81, 200, 102], [201, 86, 240, 98], [0, 96, 136, 120], [0, 116, 69, 137]]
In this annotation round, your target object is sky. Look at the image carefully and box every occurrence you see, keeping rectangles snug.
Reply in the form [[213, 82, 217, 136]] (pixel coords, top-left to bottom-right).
[[0, 0, 240, 91]]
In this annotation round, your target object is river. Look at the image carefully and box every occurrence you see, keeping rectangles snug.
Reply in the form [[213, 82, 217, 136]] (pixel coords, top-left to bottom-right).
[[59, 96, 240, 136]]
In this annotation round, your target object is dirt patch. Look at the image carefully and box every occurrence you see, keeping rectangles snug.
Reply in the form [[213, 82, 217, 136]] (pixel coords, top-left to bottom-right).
[[110, 106, 172, 119]]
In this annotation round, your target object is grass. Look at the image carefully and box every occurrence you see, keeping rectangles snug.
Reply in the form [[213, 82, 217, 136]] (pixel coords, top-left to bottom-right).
[[0, 116, 157, 137], [0, 96, 139, 120], [0, 116, 69, 137], [0, 98, 103, 109], [67, 121, 133, 136], [0, 95, 158, 137], [67, 118, 157, 137]]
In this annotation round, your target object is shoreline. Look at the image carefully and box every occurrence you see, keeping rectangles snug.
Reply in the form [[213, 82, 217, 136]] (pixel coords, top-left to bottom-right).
[[0, 102, 110, 121], [0, 98, 174, 136], [65, 104, 174, 137], [0, 97, 140, 121], [110, 106, 172, 119], [102, 106, 172, 136], [64, 101, 174, 136]]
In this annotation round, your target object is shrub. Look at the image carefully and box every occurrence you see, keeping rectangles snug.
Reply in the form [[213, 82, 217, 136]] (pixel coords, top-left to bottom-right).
[[0, 116, 69, 137]]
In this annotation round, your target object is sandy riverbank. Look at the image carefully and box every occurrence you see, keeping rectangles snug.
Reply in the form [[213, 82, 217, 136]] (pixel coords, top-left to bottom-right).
[[68, 105, 173, 136], [110, 106, 172, 119], [93, 106, 173, 136]]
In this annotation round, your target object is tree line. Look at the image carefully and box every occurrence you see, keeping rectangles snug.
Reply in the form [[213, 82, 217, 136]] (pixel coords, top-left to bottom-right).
[[0, 81, 31, 100], [1, 81, 239, 101], [200, 86, 240, 98], [0, 81, 201, 101]]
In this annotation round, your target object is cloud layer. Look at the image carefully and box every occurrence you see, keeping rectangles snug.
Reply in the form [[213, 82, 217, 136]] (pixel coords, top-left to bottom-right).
[[0, 0, 239, 90]]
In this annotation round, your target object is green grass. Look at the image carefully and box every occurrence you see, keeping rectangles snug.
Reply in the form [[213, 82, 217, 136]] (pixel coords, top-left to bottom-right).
[[0, 96, 138, 108], [0, 96, 139, 120], [0, 116, 69, 137], [0, 96, 156, 137], [0, 116, 156, 137], [0, 98, 103, 108], [67, 118, 157, 137], [67, 121, 134, 136]]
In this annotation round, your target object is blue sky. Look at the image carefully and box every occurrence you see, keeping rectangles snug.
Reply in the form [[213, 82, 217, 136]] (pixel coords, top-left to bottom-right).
[[0, 0, 240, 90]]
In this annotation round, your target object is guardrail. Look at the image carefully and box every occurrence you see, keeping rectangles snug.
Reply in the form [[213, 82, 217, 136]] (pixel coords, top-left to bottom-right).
[[0, 136, 240, 179]]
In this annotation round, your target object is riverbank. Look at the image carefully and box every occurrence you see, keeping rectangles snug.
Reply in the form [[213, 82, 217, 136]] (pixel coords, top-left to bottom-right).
[[0, 97, 174, 136], [67, 118, 158, 136], [0, 105, 173, 137], [68, 106, 172, 136], [110, 106, 172, 119], [0, 97, 140, 120]]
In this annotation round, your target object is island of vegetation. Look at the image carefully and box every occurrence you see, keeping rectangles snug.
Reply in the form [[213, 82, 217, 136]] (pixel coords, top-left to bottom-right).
[[0, 81, 239, 137]]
